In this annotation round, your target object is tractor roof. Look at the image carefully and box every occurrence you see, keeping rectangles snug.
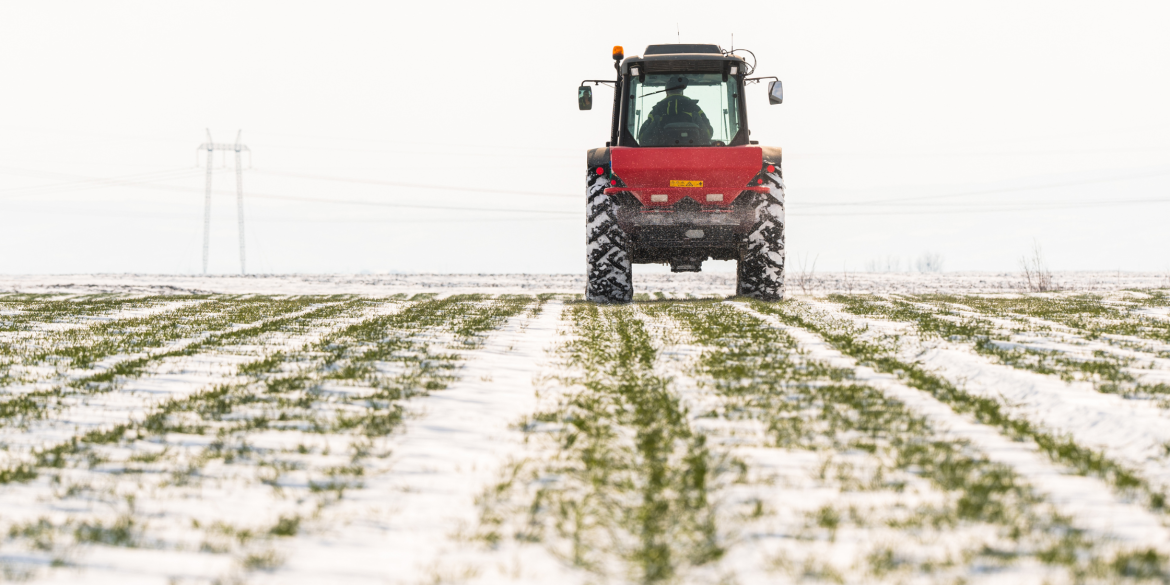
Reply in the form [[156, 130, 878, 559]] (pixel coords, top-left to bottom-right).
[[622, 44, 745, 75], [644, 44, 722, 55]]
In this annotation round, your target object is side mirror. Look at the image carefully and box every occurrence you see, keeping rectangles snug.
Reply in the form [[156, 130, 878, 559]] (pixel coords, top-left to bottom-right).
[[578, 86, 593, 110], [768, 80, 783, 105]]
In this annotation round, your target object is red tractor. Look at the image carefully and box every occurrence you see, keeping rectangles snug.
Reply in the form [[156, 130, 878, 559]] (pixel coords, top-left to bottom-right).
[[579, 44, 785, 303]]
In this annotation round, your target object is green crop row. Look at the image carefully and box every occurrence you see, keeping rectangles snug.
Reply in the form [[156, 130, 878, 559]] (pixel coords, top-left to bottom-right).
[[832, 295, 1170, 402], [0, 295, 532, 578], [749, 299, 1169, 578], [0, 297, 367, 430], [927, 293, 1170, 347], [0, 294, 195, 332], [662, 301, 1170, 582], [482, 302, 723, 584], [763, 300, 1169, 509]]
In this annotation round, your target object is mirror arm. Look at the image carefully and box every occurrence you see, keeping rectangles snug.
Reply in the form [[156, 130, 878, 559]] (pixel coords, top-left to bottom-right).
[[581, 79, 615, 88], [744, 75, 778, 86]]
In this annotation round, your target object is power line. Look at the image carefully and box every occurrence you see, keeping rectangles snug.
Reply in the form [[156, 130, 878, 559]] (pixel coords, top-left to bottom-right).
[[0, 167, 200, 198], [788, 145, 1170, 158], [0, 205, 577, 224], [790, 197, 1170, 216], [1, 167, 581, 216], [145, 167, 1170, 215], [36, 159, 1170, 212], [0, 165, 579, 215], [5, 161, 1169, 219], [242, 191, 578, 216], [251, 142, 579, 159], [250, 169, 580, 199], [798, 166, 1170, 207], [252, 131, 581, 154]]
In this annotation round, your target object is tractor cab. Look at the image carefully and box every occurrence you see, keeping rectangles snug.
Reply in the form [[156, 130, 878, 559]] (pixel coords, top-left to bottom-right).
[[579, 44, 782, 148]]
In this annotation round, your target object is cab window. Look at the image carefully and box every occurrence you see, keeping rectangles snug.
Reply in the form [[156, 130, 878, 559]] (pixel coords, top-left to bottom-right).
[[627, 72, 741, 146]]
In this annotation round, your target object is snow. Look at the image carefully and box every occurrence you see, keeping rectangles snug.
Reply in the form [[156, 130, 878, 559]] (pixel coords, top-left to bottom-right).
[[735, 302, 1170, 553], [247, 301, 583, 585], [925, 299, 1170, 387], [639, 309, 1059, 584], [807, 299, 1170, 499], [1, 271, 1168, 297], [1, 274, 1169, 583], [0, 301, 377, 468]]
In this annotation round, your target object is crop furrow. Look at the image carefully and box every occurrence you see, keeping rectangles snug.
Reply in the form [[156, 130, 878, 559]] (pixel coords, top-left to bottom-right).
[[0, 297, 363, 433], [0, 294, 201, 333], [815, 295, 1170, 500], [248, 298, 587, 585], [0, 297, 378, 471], [757, 299, 1170, 524], [866, 294, 1170, 401], [483, 302, 723, 583], [660, 301, 1170, 583], [0, 295, 530, 581], [0, 295, 207, 386]]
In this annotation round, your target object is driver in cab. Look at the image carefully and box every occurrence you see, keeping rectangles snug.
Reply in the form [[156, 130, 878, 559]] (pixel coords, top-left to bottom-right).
[[637, 76, 714, 146]]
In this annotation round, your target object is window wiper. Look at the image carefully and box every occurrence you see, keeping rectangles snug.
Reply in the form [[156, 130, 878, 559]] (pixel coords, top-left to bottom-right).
[[639, 88, 670, 98]]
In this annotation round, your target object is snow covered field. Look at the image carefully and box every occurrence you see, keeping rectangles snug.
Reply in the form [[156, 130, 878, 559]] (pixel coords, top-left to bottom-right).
[[2, 271, 1169, 297], [2, 274, 1170, 584]]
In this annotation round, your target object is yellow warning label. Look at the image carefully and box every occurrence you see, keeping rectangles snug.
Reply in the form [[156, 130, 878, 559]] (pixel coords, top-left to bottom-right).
[[669, 180, 703, 188]]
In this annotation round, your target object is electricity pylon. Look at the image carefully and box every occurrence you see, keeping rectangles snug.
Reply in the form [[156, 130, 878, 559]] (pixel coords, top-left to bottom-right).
[[197, 130, 251, 274]]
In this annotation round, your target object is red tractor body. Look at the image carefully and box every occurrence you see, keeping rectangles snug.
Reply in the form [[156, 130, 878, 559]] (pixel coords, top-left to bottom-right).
[[604, 146, 767, 209]]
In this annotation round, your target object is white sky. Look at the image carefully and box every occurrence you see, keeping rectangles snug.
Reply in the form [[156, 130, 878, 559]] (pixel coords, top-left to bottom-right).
[[1, 0, 1168, 275]]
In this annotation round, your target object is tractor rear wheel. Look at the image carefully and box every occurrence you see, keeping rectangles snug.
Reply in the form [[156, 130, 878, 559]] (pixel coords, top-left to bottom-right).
[[585, 171, 633, 303], [736, 167, 785, 300]]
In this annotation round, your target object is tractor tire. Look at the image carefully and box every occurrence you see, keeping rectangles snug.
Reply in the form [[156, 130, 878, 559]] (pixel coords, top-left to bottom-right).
[[585, 170, 633, 303], [736, 164, 785, 300]]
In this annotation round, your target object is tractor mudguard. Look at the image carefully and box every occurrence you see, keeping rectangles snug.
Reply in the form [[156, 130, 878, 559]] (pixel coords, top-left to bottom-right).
[[586, 147, 611, 171], [760, 146, 783, 167]]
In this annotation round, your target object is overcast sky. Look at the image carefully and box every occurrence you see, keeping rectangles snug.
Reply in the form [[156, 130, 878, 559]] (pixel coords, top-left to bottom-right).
[[1, 1, 1168, 275]]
